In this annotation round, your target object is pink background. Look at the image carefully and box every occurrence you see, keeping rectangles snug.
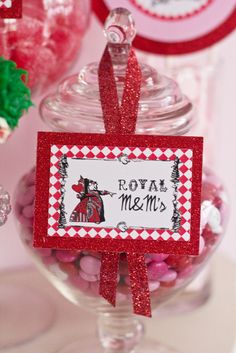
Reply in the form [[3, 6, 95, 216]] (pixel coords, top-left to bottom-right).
[[0, 15, 235, 270]]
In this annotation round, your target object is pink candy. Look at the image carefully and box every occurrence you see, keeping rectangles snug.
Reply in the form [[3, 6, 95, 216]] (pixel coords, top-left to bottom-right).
[[148, 281, 160, 292], [148, 262, 169, 281], [79, 270, 98, 283], [70, 275, 89, 292], [18, 214, 33, 228], [90, 281, 100, 296], [178, 265, 193, 279], [149, 254, 169, 262], [42, 256, 56, 266], [80, 256, 101, 276], [159, 270, 177, 283], [37, 248, 52, 257], [17, 186, 35, 207], [56, 250, 78, 263], [22, 204, 34, 218], [116, 292, 128, 302], [15, 167, 227, 304], [25, 170, 36, 186], [124, 275, 130, 286]]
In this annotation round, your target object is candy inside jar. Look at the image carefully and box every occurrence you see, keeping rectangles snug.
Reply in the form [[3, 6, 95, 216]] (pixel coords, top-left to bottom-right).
[[15, 166, 228, 306]]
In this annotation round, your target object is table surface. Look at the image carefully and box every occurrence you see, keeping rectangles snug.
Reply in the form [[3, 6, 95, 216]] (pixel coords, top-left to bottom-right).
[[0, 255, 235, 353]]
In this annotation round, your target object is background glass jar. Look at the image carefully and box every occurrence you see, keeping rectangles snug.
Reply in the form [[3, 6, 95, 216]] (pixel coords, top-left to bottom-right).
[[138, 48, 219, 166], [0, 0, 90, 95], [14, 8, 229, 353]]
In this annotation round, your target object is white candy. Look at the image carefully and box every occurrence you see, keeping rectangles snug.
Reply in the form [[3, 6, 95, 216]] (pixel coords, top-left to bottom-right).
[[208, 206, 222, 234], [199, 236, 205, 254], [201, 200, 222, 234], [200, 201, 212, 230], [148, 281, 160, 292], [48, 263, 68, 281]]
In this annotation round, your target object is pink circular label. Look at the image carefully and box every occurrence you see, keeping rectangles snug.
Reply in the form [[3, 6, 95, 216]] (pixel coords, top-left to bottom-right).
[[93, 0, 236, 54]]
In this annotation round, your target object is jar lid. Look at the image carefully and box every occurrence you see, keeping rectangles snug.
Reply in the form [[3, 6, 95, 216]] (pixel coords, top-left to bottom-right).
[[40, 8, 194, 136]]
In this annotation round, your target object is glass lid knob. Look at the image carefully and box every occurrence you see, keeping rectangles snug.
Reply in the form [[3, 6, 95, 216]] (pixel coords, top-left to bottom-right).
[[104, 8, 136, 45]]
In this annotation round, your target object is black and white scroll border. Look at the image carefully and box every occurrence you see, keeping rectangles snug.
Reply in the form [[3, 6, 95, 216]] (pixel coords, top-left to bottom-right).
[[58, 153, 181, 232]]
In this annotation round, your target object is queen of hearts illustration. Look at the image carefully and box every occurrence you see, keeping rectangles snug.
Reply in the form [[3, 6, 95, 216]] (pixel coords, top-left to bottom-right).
[[70, 176, 115, 224]]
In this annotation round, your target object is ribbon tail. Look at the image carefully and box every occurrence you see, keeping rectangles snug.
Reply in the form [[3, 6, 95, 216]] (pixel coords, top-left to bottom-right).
[[99, 252, 120, 307], [127, 253, 151, 317]]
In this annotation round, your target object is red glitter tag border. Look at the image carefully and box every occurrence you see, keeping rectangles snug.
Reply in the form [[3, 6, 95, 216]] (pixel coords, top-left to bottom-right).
[[33, 132, 203, 255]]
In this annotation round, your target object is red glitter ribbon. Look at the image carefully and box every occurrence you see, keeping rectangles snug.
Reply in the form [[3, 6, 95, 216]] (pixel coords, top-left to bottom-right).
[[127, 253, 151, 317], [98, 44, 151, 317], [98, 45, 141, 134]]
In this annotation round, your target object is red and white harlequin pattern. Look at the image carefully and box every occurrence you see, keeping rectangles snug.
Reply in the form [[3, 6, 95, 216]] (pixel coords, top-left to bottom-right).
[[0, 0, 12, 8], [48, 145, 193, 242]]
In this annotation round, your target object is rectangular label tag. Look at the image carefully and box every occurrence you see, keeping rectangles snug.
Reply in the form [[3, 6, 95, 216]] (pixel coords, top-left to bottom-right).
[[34, 132, 203, 255]]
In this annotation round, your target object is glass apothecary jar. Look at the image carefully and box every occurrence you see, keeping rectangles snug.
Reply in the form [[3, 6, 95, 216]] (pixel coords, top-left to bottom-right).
[[14, 8, 229, 353]]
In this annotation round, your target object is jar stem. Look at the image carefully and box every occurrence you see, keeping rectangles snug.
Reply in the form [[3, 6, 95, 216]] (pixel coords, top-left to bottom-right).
[[97, 312, 144, 353]]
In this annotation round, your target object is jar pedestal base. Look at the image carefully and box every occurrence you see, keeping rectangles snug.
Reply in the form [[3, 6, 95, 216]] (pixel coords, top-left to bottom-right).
[[57, 338, 178, 353]]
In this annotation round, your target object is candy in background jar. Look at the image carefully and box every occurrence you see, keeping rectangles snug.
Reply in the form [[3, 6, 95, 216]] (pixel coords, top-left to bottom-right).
[[0, 0, 90, 94]]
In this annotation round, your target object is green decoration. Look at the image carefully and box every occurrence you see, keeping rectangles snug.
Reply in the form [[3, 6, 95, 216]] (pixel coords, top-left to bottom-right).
[[0, 57, 33, 130]]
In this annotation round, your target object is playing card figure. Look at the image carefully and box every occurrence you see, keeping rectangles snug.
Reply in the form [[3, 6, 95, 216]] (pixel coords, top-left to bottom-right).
[[70, 176, 115, 224]]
